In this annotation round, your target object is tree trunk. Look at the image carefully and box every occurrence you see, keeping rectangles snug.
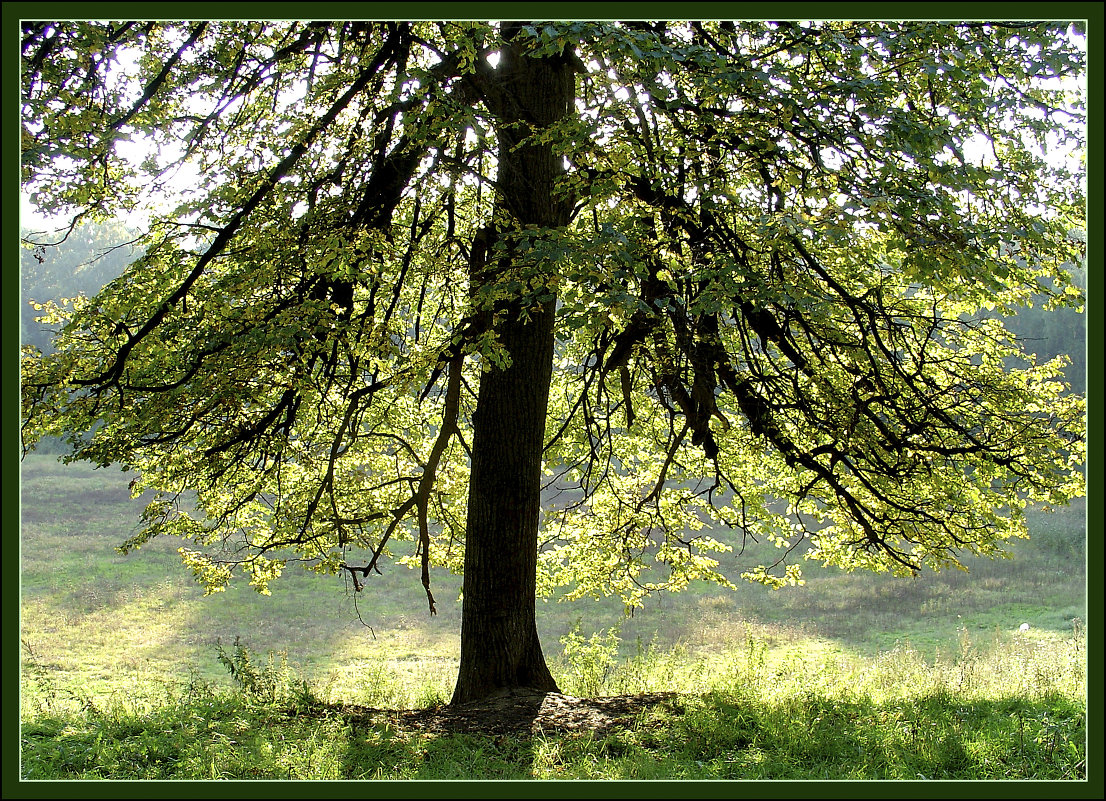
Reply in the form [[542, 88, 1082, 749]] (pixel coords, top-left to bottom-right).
[[450, 24, 575, 705]]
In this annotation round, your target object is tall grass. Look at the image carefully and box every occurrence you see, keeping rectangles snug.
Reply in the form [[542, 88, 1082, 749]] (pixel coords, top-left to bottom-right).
[[19, 620, 1086, 780]]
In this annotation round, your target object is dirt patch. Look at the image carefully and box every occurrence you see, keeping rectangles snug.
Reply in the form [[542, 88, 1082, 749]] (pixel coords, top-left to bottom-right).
[[336, 690, 682, 737]]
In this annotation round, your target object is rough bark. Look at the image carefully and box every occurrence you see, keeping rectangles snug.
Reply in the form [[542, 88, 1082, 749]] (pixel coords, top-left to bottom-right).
[[451, 24, 575, 705]]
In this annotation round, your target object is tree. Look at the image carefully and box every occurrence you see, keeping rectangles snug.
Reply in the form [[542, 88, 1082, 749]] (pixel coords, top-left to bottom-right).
[[20, 218, 144, 353], [1004, 262, 1087, 394], [20, 20, 1086, 705]]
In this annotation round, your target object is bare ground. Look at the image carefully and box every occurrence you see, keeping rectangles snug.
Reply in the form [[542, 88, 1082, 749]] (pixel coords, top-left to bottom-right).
[[334, 690, 683, 737]]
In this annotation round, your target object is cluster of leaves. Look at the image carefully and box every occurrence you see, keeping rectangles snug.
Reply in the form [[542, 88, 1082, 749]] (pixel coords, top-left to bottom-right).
[[20, 21, 1085, 606], [537, 21, 1086, 596]]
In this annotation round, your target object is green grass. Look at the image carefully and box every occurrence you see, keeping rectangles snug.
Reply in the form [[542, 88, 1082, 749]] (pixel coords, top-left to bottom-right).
[[19, 625, 1086, 780], [17, 455, 1088, 780]]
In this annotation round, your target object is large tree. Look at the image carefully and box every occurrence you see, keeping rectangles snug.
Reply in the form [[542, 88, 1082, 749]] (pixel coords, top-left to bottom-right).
[[20, 20, 1086, 704]]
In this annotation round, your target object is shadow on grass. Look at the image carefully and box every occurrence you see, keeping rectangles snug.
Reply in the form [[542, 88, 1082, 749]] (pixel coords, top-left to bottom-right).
[[658, 690, 1087, 781], [19, 688, 1086, 781]]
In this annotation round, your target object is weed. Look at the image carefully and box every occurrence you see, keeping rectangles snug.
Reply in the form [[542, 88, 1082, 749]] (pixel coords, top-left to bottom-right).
[[214, 636, 316, 708]]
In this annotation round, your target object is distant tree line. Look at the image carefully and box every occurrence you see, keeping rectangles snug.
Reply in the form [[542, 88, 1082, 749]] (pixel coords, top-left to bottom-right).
[[20, 219, 143, 454], [20, 219, 144, 354], [1001, 267, 1086, 394]]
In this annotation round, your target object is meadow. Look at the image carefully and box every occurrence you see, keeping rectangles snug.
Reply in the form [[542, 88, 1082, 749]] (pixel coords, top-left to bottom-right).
[[17, 454, 1088, 782]]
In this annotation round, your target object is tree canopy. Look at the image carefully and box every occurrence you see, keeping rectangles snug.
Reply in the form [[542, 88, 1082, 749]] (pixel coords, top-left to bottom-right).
[[20, 20, 1086, 701]]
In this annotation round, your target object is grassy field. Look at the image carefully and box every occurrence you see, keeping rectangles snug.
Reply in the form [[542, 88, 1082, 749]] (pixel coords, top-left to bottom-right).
[[17, 454, 1088, 781]]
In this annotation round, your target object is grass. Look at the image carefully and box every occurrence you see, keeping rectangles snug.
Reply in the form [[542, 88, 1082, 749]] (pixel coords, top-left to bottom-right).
[[17, 454, 1089, 781], [19, 624, 1086, 780]]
